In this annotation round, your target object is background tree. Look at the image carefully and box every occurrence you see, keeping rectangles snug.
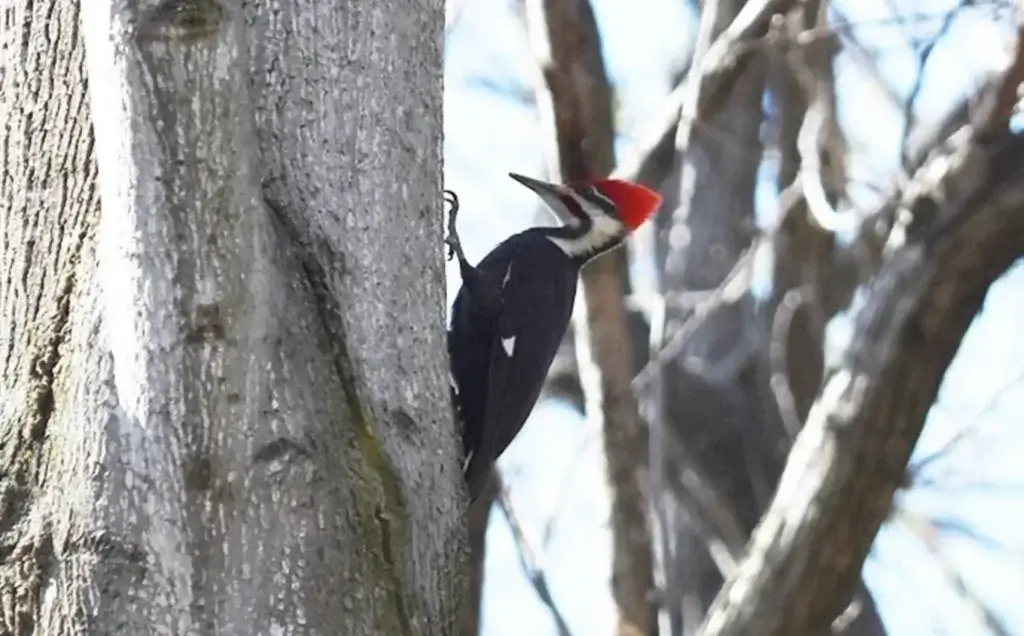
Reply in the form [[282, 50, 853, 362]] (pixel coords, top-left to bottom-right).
[[448, 0, 1024, 635], [0, 1, 464, 634]]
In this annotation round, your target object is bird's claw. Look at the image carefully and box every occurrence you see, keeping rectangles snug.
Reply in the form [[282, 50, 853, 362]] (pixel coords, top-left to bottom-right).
[[444, 189, 459, 211], [444, 234, 459, 262], [444, 189, 463, 263]]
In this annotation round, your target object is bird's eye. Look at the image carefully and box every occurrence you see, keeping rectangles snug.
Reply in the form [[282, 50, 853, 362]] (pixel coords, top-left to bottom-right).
[[559, 195, 586, 219]]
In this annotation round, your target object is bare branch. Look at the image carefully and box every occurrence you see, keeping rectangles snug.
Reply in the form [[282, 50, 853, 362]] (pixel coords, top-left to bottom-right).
[[662, 433, 749, 571], [910, 364, 1024, 481], [973, 24, 1024, 139], [829, 7, 903, 113], [843, 27, 1024, 310], [633, 248, 756, 393], [765, 0, 841, 429], [697, 128, 1024, 636], [899, 1, 970, 171], [495, 487, 573, 636], [639, 248, 756, 569], [613, 0, 802, 188], [767, 287, 809, 439], [899, 509, 1015, 636]]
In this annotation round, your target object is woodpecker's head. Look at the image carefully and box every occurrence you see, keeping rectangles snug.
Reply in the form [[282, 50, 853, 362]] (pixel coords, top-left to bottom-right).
[[509, 172, 661, 261]]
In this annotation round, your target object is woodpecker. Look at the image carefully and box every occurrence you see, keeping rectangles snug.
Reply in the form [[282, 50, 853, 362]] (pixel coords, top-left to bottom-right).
[[446, 173, 662, 501]]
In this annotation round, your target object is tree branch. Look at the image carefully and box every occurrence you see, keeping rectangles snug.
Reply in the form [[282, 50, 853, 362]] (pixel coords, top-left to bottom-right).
[[697, 128, 1024, 636], [613, 0, 802, 188], [898, 509, 1015, 636], [496, 484, 573, 636]]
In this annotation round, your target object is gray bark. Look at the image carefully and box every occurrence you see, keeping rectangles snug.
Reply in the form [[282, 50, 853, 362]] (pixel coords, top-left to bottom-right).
[[1, 1, 463, 635]]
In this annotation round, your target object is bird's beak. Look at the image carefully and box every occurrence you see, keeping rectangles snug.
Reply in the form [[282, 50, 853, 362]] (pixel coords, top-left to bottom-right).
[[509, 173, 565, 197], [508, 173, 578, 225]]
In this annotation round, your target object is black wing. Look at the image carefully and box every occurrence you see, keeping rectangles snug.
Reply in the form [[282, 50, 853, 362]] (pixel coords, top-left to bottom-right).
[[474, 237, 578, 485], [450, 237, 523, 483]]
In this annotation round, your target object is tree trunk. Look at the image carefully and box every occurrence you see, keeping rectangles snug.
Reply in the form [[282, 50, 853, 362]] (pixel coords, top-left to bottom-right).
[[0, 1, 464, 634], [522, 0, 656, 633], [651, 2, 771, 627], [460, 474, 498, 636]]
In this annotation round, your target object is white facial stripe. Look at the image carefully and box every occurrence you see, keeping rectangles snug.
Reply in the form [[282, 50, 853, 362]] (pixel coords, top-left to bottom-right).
[[546, 212, 625, 258], [544, 187, 625, 257]]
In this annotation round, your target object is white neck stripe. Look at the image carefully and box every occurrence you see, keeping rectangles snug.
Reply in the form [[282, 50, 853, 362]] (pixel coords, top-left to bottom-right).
[[546, 212, 625, 259]]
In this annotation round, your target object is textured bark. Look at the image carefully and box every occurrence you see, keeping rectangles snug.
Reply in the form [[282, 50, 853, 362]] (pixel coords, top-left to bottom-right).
[[460, 474, 497, 636], [522, 0, 656, 633], [1, 1, 463, 635], [699, 132, 1024, 636], [0, 0, 100, 632]]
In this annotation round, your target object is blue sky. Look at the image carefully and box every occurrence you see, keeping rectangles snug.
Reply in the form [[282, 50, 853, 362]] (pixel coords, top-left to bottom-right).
[[443, 0, 1024, 634]]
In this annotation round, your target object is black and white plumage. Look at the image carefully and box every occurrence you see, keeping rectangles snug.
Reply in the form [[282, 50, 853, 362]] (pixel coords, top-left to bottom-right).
[[445, 174, 662, 501]]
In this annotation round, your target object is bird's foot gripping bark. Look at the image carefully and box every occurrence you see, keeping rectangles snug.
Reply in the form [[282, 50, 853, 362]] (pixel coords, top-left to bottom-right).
[[443, 190, 468, 265]]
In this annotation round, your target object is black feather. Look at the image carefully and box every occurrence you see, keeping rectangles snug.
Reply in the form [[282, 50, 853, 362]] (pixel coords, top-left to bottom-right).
[[450, 229, 580, 500]]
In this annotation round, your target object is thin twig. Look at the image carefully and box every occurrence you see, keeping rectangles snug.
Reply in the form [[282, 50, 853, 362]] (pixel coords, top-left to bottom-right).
[[495, 488, 574, 636], [899, 509, 1015, 636], [768, 287, 806, 439], [899, 1, 969, 171], [909, 366, 1024, 480], [613, 0, 803, 188], [632, 246, 756, 393], [973, 23, 1024, 139]]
